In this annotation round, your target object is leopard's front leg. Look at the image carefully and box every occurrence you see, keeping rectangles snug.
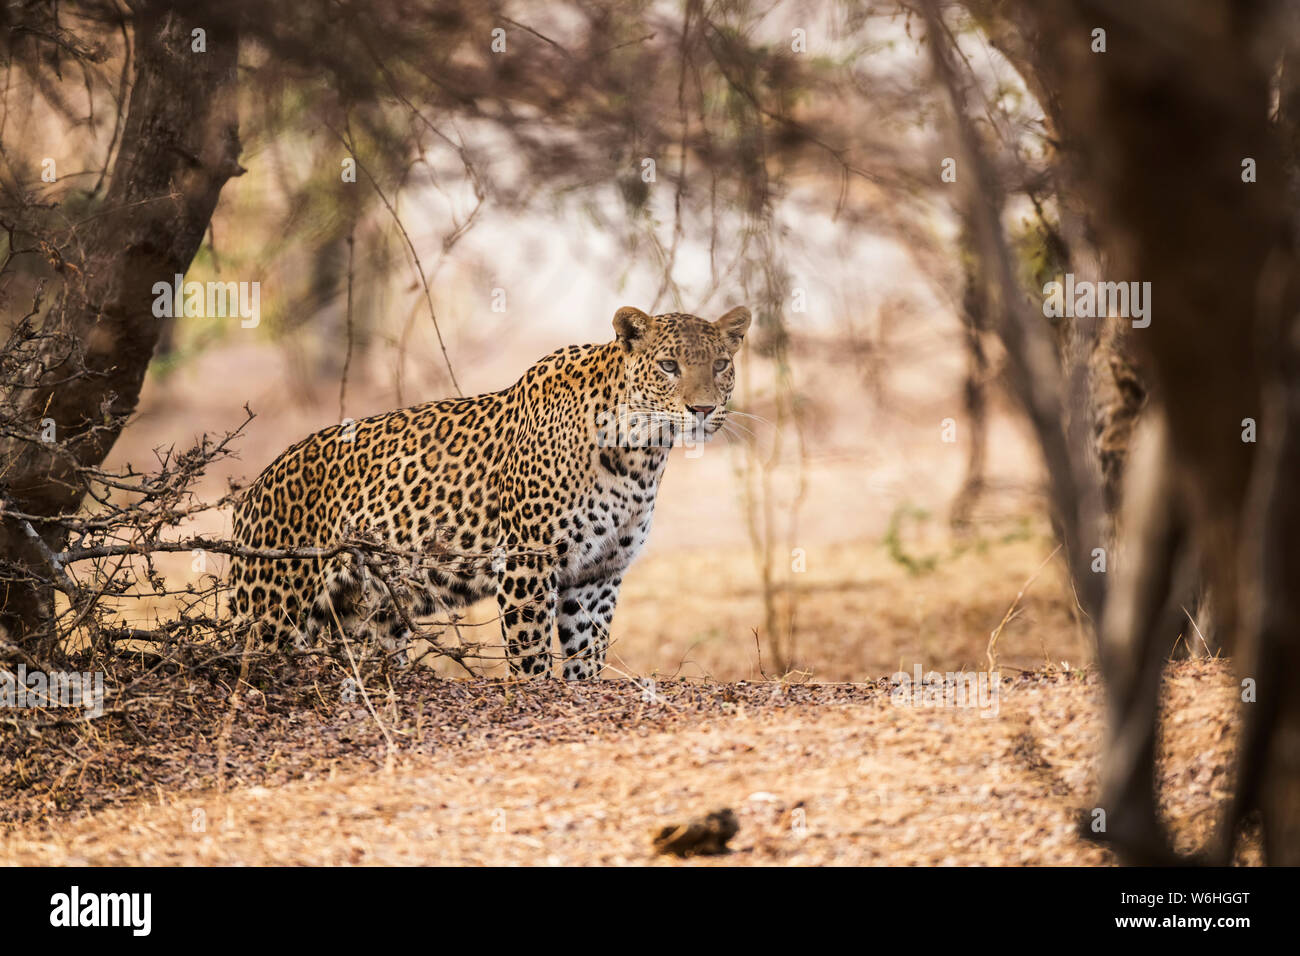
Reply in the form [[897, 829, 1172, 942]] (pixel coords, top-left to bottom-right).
[[495, 551, 557, 678], [556, 573, 622, 680]]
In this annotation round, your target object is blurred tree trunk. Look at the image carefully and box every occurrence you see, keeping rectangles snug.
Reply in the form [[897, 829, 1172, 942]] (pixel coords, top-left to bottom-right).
[[1013, 0, 1299, 862], [966, 0, 1210, 663], [965, 0, 1137, 514], [0, 2, 241, 652]]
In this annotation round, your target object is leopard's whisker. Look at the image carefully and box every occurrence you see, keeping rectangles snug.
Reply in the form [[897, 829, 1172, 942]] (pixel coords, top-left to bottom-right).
[[725, 410, 776, 428], [721, 415, 756, 436], [716, 421, 755, 445], [715, 417, 756, 441]]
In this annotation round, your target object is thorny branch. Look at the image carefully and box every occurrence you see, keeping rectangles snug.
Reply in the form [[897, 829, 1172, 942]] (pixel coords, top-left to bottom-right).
[[0, 305, 529, 734]]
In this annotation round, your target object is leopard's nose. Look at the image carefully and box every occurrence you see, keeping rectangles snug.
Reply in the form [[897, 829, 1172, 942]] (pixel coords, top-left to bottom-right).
[[687, 404, 716, 418]]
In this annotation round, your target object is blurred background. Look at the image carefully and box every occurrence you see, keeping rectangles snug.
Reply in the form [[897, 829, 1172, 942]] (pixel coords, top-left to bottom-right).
[[3, 0, 1089, 680]]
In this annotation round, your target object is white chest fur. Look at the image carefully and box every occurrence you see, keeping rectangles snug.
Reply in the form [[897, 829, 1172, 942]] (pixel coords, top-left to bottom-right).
[[556, 446, 669, 585]]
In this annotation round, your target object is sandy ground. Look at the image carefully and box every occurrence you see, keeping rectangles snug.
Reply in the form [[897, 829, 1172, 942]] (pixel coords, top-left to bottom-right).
[[1, 662, 1253, 866]]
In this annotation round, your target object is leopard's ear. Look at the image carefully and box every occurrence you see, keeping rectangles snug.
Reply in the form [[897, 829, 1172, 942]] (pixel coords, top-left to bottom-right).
[[713, 306, 751, 353], [613, 306, 653, 352]]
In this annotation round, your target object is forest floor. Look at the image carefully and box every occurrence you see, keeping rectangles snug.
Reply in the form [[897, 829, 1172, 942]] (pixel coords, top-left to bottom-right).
[[2, 342, 1253, 865], [1, 660, 1255, 866]]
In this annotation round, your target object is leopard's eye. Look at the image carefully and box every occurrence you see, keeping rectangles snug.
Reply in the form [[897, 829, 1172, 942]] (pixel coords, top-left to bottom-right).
[[713, 359, 730, 373], [659, 359, 679, 374]]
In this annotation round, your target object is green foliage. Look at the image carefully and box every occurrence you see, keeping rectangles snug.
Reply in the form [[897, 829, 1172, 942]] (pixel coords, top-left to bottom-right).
[[884, 504, 940, 575]]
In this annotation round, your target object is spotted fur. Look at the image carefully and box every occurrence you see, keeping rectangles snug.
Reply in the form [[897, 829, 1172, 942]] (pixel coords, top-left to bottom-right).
[[228, 306, 750, 679]]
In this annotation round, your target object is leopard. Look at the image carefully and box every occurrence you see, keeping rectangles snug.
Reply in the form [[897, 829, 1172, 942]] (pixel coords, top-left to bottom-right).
[[227, 305, 751, 679]]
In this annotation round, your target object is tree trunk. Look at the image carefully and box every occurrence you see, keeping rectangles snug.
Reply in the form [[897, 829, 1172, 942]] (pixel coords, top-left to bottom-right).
[[0, 2, 241, 653], [1015, 0, 1297, 862]]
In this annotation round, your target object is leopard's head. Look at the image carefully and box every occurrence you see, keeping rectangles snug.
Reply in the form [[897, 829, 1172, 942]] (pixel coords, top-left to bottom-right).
[[612, 306, 750, 446]]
